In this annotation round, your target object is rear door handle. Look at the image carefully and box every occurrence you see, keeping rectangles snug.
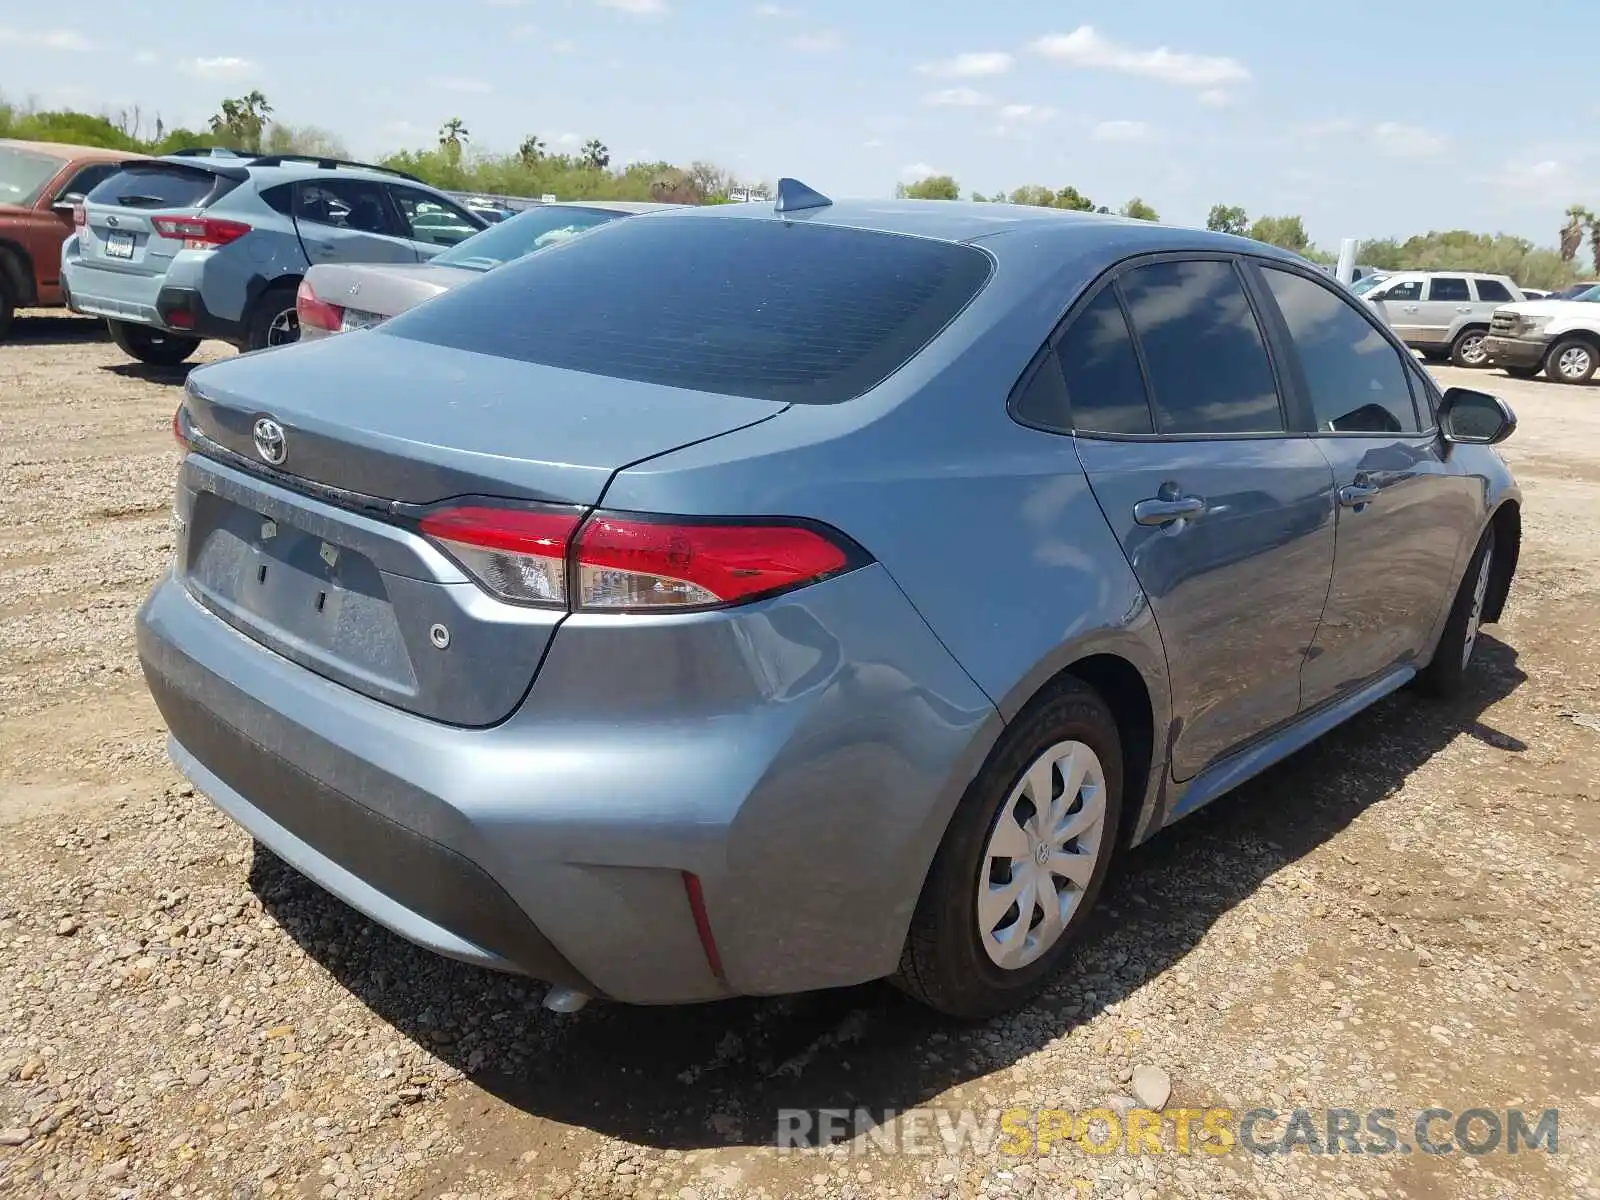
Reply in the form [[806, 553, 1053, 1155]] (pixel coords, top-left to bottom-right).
[[1133, 495, 1207, 526], [1338, 483, 1380, 508], [1456, 305, 1473, 313]]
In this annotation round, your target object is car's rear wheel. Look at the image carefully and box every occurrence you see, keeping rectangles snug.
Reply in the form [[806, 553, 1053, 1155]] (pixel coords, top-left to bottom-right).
[[895, 678, 1122, 1019], [1544, 337, 1597, 385], [107, 319, 200, 366], [246, 283, 301, 351], [1450, 327, 1490, 368], [1415, 527, 1495, 698]]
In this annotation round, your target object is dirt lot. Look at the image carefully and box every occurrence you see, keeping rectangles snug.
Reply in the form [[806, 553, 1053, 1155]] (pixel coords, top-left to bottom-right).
[[2, 312, 1598, 1200]]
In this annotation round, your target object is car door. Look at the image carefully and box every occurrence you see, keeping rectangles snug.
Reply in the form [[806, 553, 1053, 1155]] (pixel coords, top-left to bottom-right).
[[1365, 277, 1425, 342], [291, 178, 420, 266], [1057, 257, 1337, 780], [1252, 263, 1482, 707], [1415, 275, 1472, 345], [385, 185, 487, 259]]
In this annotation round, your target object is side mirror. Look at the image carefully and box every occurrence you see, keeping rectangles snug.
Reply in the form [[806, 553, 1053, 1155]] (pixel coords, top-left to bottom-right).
[[51, 192, 85, 213], [1439, 387, 1516, 446]]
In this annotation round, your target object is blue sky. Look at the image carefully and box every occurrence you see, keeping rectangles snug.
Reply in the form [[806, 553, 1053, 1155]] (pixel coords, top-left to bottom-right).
[[3, 0, 1594, 249]]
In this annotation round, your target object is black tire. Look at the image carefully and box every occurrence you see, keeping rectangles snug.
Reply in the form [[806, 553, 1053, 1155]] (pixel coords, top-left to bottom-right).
[[895, 678, 1124, 1019], [1449, 326, 1490, 368], [1501, 365, 1540, 380], [1415, 528, 1495, 699], [1543, 336, 1598, 385], [245, 283, 301, 351], [106, 319, 200, 366]]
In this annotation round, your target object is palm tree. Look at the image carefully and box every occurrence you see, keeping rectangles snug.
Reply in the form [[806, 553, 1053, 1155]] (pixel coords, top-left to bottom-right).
[[439, 117, 470, 164], [518, 134, 545, 166], [581, 139, 610, 170], [1559, 205, 1589, 263]]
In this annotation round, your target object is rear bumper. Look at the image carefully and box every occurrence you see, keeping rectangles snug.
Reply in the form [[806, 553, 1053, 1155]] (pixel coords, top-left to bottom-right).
[[137, 549, 998, 1003], [60, 254, 246, 342], [1483, 335, 1549, 369], [156, 285, 246, 342]]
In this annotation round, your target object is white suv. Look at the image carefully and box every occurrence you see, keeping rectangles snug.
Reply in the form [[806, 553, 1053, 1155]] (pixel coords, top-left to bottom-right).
[[1358, 271, 1524, 367]]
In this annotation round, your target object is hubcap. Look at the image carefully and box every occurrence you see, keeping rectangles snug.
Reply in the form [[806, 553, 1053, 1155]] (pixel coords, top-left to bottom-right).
[[1459, 334, 1487, 365], [977, 740, 1107, 971], [1558, 346, 1592, 379], [267, 307, 300, 347], [1461, 548, 1493, 671]]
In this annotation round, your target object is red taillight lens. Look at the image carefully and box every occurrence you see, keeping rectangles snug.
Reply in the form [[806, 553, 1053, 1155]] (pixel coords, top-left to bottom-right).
[[73, 203, 86, 228], [574, 515, 851, 610], [172, 405, 188, 450], [295, 278, 344, 333], [151, 215, 252, 249], [418, 505, 580, 606], [417, 505, 860, 611]]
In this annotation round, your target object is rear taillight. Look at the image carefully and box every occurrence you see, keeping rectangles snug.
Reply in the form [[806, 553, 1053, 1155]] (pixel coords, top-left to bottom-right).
[[417, 504, 860, 611], [73, 203, 86, 228], [296, 278, 344, 333], [151, 215, 252, 249], [172, 405, 188, 450]]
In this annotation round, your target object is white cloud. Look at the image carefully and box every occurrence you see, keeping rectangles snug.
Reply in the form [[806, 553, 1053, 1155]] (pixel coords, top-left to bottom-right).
[[788, 30, 841, 51], [430, 76, 493, 94], [900, 162, 941, 182], [999, 103, 1055, 122], [922, 86, 993, 108], [0, 27, 95, 51], [1198, 89, 1231, 107], [918, 51, 1013, 78], [1030, 26, 1249, 89], [1373, 121, 1449, 159], [1092, 119, 1150, 142], [185, 56, 256, 78], [596, 0, 665, 13], [556, 132, 582, 146]]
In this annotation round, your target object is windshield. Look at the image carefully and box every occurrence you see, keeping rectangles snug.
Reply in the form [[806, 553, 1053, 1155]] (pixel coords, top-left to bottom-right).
[[1349, 275, 1387, 295], [432, 204, 629, 271], [0, 147, 65, 207]]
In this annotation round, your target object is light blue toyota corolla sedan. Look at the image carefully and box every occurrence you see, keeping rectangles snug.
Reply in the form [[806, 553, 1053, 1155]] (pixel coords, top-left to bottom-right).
[[138, 182, 1520, 1019]]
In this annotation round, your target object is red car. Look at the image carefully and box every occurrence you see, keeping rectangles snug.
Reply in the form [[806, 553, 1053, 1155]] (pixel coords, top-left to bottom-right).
[[0, 139, 146, 342]]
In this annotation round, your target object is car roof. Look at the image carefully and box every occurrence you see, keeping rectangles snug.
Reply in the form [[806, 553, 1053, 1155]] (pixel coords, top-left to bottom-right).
[[0, 139, 146, 164]]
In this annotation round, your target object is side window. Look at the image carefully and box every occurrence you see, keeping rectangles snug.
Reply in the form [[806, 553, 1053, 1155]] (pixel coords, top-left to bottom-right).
[[1376, 280, 1423, 302], [1474, 279, 1513, 303], [1428, 276, 1470, 302], [260, 183, 294, 215], [1119, 259, 1284, 435], [1053, 286, 1153, 434], [1262, 267, 1419, 434], [58, 163, 118, 200], [1010, 348, 1071, 432], [388, 186, 482, 247], [294, 179, 397, 236]]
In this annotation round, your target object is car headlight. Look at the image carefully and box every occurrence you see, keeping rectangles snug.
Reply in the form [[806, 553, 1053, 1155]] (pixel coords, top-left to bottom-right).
[[1518, 315, 1551, 335]]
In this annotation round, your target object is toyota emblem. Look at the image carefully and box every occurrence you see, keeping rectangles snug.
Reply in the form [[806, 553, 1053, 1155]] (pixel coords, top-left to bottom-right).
[[253, 417, 287, 466]]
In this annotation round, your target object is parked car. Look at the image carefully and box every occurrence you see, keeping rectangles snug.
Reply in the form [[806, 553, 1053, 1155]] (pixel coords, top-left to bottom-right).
[[1360, 270, 1524, 367], [1548, 281, 1600, 300], [1519, 288, 1551, 301], [140, 189, 1521, 1018], [297, 200, 670, 339], [0, 139, 147, 342], [59, 151, 489, 365], [1484, 290, 1600, 383]]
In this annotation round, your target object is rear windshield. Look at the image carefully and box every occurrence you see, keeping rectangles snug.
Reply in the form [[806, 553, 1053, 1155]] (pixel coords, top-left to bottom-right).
[[380, 215, 995, 404], [432, 205, 627, 272], [0, 147, 64, 207], [86, 164, 223, 210]]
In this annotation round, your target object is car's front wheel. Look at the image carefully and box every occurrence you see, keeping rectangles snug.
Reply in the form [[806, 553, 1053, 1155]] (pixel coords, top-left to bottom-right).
[[107, 319, 200, 366], [1544, 337, 1598, 385], [896, 678, 1123, 1019]]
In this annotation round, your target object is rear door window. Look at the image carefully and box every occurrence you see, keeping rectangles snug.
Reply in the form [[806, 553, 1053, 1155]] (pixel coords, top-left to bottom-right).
[[381, 215, 995, 404], [1473, 279, 1513, 303], [293, 179, 401, 235], [1118, 259, 1285, 435], [1428, 277, 1470, 302], [86, 165, 221, 209]]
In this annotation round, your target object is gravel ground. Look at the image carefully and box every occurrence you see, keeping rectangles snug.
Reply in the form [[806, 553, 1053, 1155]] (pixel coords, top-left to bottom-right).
[[2, 312, 1598, 1200]]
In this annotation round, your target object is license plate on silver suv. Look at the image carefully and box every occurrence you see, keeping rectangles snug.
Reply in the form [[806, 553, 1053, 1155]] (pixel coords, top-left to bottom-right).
[[104, 231, 135, 260]]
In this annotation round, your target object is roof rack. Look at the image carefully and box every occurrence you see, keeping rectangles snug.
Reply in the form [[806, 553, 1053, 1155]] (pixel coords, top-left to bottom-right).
[[245, 154, 423, 183], [167, 146, 253, 159]]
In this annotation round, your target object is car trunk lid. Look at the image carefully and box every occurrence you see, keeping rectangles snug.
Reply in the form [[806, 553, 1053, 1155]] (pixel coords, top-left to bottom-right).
[[175, 331, 787, 725]]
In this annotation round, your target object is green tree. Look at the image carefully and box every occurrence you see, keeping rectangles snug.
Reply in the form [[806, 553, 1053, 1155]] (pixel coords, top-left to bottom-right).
[[1007, 184, 1056, 207], [1559, 205, 1589, 263], [896, 175, 961, 200], [581, 139, 610, 170], [518, 134, 545, 165], [1053, 185, 1099, 212], [208, 90, 273, 151], [1205, 203, 1249, 236], [1247, 215, 1310, 254], [439, 117, 470, 165], [1119, 197, 1159, 222], [262, 123, 348, 159]]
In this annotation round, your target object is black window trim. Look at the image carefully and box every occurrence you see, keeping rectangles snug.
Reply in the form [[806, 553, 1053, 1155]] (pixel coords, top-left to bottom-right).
[[1245, 256, 1439, 437], [1010, 249, 1302, 443]]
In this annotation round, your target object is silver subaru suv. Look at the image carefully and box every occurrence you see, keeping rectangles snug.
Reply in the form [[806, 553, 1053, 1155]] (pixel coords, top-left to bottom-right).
[[60, 149, 486, 365]]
